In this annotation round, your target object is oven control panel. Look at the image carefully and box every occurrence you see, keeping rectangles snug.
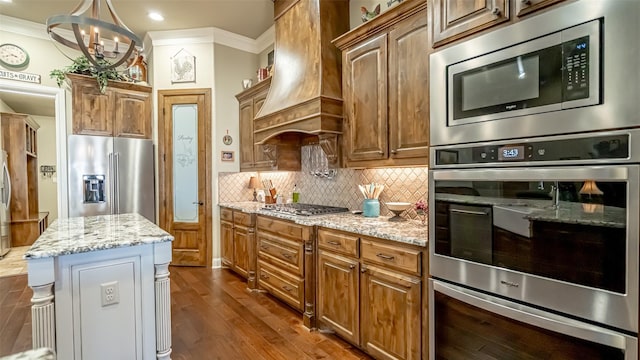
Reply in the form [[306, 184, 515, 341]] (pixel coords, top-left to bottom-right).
[[436, 134, 629, 165]]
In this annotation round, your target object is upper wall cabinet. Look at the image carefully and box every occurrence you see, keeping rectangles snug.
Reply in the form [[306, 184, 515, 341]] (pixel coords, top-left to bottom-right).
[[334, 0, 430, 168], [67, 73, 152, 139], [432, 0, 570, 48], [432, 0, 509, 47]]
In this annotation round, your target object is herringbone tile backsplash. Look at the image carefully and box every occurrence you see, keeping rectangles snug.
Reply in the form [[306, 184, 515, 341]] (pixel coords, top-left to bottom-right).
[[218, 146, 429, 219]]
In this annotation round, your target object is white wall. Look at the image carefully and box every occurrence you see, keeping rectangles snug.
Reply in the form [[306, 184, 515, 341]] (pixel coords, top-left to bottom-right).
[[214, 43, 258, 174], [34, 115, 58, 222]]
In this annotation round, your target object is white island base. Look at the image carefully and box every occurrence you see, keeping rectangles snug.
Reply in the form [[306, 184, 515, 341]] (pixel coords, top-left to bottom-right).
[[25, 214, 173, 360]]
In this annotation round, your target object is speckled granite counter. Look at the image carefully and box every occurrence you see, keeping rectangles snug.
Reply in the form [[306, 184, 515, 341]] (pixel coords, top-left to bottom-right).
[[0, 348, 55, 360], [219, 202, 428, 247], [436, 194, 625, 228], [24, 213, 174, 359], [25, 213, 174, 259]]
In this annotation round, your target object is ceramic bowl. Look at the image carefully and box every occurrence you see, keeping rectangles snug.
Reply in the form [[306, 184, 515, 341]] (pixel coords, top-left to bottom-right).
[[386, 202, 412, 212]]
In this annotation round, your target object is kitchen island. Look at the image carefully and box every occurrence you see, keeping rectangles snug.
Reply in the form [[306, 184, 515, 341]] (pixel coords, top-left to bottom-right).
[[24, 213, 173, 360]]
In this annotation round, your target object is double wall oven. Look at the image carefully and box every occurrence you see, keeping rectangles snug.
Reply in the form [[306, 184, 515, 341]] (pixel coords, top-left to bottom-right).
[[429, 1, 640, 359]]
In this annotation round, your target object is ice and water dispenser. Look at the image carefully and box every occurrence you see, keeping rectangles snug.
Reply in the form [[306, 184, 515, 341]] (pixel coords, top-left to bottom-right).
[[83, 175, 105, 203]]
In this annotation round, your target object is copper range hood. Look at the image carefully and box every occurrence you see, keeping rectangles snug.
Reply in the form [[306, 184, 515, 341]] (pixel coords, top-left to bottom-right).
[[254, 0, 349, 165]]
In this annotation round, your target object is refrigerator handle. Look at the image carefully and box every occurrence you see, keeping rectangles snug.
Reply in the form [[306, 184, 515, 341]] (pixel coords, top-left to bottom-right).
[[3, 163, 11, 209], [108, 153, 114, 215], [115, 153, 120, 214]]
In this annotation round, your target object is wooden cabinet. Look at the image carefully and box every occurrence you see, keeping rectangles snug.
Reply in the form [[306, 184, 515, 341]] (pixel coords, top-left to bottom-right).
[[361, 264, 421, 360], [219, 207, 256, 287], [515, 0, 567, 17], [220, 208, 234, 267], [317, 249, 360, 344], [335, 1, 429, 168], [236, 78, 272, 171], [67, 73, 152, 139], [256, 215, 314, 325], [1, 112, 43, 246], [317, 228, 425, 359], [432, 0, 570, 47]]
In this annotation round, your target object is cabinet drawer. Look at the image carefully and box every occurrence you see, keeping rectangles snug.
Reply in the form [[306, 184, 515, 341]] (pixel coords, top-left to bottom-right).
[[257, 232, 303, 276], [318, 229, 359, 257], [257, 259, 304, 312], [361, 238, 421, 276], [257, 216, 309, 241], [234, 211, 254, 227], [220, 208, 233, 222]]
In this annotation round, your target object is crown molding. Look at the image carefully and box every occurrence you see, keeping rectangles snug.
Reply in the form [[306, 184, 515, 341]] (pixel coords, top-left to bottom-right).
[[0, 15, 50, 40], [2, 14, 275, 55]]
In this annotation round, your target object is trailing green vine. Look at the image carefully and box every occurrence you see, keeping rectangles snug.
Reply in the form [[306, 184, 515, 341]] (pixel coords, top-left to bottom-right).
[[50, 56, 127, 94]]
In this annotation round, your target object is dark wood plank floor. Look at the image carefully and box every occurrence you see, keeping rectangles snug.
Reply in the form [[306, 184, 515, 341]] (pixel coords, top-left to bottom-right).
[[0, 267, 371, 359]]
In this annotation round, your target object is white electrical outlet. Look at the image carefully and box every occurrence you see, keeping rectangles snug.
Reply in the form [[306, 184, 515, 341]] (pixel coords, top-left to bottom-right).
[[101, 281, 120, 307]]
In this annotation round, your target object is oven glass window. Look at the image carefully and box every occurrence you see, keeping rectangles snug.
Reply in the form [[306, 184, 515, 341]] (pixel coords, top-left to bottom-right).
[[434, 180, 627, 294], [462, 56, 540, 111]]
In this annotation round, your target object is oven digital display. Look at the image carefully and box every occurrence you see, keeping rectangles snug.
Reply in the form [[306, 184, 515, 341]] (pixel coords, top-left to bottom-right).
[[498, 145, 525, 161]]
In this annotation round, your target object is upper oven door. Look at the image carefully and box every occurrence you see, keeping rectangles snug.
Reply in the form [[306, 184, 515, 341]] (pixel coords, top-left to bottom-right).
[[429, 165, 639, 333], [430, 1, 640, 146]]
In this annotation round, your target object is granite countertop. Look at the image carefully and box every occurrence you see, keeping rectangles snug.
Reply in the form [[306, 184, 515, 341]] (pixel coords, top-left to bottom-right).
[[0, 348, 55, 360], [24, 213, 174, 260], [220, 202, 428, 247], [436, 194, 625, 228]]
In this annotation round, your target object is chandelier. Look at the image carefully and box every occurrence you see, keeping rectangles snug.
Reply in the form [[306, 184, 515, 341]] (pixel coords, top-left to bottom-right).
[[46, 0, 142, 70]]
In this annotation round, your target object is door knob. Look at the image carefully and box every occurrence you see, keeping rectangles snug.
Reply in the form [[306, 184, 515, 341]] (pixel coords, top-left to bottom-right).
[[192, 201, 204, 205]]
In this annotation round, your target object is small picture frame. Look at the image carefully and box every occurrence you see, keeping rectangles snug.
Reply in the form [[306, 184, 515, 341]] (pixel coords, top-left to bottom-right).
[[221, 151, 235, 162], [171, 48, 196, 83]]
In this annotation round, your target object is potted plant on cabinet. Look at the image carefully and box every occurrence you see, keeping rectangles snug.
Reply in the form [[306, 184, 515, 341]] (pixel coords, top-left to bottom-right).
[[50, 56, 126, 94]]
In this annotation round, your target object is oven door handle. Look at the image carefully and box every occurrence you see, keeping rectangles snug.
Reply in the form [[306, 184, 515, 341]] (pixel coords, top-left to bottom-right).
[[431, 279, 636, 352]]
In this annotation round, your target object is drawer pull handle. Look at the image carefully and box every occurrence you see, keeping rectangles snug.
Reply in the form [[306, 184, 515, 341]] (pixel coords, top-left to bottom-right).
[[260, 274, 269, 280], [492, 7, 501, 15], [376, 253, 395, 261], [282, 285, 293, 292], [281, 253, 292, 259], [327, 240, 341, 246], [260, 245, 269, 250]]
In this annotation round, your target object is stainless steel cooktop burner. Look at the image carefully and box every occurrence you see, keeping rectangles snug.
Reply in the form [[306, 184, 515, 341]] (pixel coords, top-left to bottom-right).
[[263, 203, 349, 216]]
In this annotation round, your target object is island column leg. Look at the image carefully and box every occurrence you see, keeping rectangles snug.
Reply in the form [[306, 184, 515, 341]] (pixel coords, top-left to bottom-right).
[[31, 283, 56, 350], [155, 262, 172, 360]]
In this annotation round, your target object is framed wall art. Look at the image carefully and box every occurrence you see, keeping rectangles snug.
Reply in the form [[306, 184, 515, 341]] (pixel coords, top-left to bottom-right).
[[221, 151, 235, 162], [171, 48, 196, 83]]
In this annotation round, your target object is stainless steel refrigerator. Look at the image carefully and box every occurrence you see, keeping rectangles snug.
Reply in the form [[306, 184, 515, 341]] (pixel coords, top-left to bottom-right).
[[68, 135, 155, 222], [0, 151, 11, 258]]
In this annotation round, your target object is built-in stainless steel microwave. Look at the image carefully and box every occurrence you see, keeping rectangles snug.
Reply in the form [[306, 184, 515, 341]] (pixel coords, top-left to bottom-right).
[[450, 20, 600, 126], [430, 1, 640, 147]]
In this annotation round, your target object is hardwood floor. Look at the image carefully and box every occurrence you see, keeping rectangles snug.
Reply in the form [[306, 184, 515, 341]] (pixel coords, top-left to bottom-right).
[[0, 267, 372, 359]]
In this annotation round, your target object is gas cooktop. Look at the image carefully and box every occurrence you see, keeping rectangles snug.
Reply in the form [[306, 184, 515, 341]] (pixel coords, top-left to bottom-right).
[[262, 203, 349, 216]]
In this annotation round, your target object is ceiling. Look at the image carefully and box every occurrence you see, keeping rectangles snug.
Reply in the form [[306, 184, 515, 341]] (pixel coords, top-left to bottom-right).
[[0, 0, 275, 118], [0, 0, 275, 40]]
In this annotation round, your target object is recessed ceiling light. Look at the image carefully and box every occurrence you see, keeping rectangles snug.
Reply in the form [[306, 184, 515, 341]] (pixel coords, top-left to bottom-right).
[[148, 12, 164, 21]]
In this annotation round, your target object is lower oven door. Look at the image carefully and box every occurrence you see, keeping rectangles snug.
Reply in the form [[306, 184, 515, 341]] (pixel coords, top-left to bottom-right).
[[429, 165, 639, 333], [430, 279, 638, 360]]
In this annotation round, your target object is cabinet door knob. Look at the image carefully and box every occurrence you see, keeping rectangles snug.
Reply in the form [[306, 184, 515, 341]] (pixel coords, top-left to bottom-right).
[[349, 264, 356, 270], [492, 7, 501, 15], [390, 149, 397, 154], [378, 150, 384, 155], [360, 268, 367, 273]]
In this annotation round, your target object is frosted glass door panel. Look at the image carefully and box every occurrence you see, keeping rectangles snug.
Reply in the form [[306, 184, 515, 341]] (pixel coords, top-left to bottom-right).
[[173, 104, 199, 223]]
